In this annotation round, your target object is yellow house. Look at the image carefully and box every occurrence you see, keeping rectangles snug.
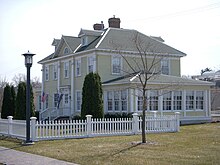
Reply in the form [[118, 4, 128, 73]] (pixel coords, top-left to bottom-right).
[[38, 17, 213, 124]]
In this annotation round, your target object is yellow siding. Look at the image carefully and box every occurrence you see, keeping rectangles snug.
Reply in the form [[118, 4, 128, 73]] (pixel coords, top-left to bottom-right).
[[170, 58, 180, 76]]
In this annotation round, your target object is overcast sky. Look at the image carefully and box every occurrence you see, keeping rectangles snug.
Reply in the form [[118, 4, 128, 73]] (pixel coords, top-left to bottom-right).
[[0, 0, 220, 82]]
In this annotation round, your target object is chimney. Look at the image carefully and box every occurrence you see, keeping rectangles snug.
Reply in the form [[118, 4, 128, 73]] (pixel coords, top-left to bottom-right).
[[108, 15, 121, 28], [93, 21, 104, 30]]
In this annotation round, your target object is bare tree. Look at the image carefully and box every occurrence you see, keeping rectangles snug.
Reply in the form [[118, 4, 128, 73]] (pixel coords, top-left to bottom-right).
[[112, 31, 179, 143], [12, 73, 41, 88]]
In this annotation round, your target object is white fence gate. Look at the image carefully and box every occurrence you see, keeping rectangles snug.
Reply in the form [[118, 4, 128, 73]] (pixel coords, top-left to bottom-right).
[[0, 112, 180, 141]]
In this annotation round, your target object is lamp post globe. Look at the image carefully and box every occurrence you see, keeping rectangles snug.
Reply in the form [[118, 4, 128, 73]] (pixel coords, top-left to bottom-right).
[[22, 50, 35, 144]]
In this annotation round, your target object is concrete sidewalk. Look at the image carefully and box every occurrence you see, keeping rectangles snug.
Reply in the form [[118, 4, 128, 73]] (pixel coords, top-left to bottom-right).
[[0, 146, 78, 165]]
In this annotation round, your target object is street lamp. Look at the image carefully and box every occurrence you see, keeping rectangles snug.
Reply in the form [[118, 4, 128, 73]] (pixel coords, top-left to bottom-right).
[[22, 50, 35, 144]]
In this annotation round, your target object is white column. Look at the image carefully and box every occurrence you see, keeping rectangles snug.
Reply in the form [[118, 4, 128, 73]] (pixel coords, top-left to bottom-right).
[[71, 58, 75, 116], [183, 90, 186, 117], [130, 88, 134, 113], [57, 61, 60, 91], [41, 65, 44, 111], [158, 90, 163, 115]]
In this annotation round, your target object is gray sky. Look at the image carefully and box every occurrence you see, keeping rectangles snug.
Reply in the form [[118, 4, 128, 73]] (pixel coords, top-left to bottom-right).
[[0, 0, 220, 82]]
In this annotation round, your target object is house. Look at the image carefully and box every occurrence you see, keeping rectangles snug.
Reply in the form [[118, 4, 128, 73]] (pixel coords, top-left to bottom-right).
[[38, 16, 213, 124]]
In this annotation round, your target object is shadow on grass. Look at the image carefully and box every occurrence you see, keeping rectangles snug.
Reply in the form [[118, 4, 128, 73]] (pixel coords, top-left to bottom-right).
[[0, 136, 24, 151]]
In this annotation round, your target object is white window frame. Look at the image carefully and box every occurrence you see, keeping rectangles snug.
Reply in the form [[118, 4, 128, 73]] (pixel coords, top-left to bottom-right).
[[54, 93, 59, 108], [149, 90, 158, 111], [81, 36, 88, 46], [87, 55, 96, 73], [163, 91, 172, 111], [196, 91, 204, 110], [64, 47, 69, 54], [64, 61, 69, 78], [112, 56, 122, 74], [53, 64, 58, 80], [75, 58, 81, 77], [45, 65, 49, 81], [76, 91, 82, 111], [106, 90, 128, 112], [173, 91, 182, 111], [186, 91, 194, 110], [161, 59, 170, 75]]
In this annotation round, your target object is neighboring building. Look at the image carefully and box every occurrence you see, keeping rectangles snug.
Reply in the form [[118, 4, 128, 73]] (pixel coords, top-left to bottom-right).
[[38, 16, 213, 124]]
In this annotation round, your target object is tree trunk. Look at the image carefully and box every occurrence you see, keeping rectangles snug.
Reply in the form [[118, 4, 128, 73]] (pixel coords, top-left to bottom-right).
[[141, 89, 147, 143]]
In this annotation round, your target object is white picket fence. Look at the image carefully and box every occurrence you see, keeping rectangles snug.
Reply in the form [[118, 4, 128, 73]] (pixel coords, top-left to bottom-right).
[[0, 112, 180, 141]]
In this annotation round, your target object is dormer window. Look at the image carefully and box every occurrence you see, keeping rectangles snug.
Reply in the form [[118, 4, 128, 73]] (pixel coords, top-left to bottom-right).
[[81, 36, 88, 46], [64, 47, 69, 54]]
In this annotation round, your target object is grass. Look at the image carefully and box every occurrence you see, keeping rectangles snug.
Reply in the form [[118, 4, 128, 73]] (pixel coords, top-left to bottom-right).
[[0, 123, 220, 165]]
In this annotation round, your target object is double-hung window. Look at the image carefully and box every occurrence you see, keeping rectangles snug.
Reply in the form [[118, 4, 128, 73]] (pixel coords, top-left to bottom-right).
[[53, 64, 58, 80], [112, 56, 121, 74], [161, 59, 170, 75], [76, 91, 82, 111], [45, 66, 49, 81], [88, 56, 96, 73], [75, 58, 81, 77], [106, 90, 128, 112], [163, 92, 172, 111], [54, 93, 59, 107], [186, 91, 194, 110], [149, 90, 158, 111], [64, 62, 69, 78], [173, 91, 182, 110], [196, 91, 204, 110]]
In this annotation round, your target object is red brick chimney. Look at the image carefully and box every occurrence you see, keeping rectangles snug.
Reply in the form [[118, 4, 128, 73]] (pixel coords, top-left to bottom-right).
[[93, 21, 104, 30], [108, 15, 120, 28]]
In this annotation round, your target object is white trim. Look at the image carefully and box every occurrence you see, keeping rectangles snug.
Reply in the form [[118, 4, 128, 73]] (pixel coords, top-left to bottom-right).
[[75, 57, 81, 77], [75, 90, 82, 112], [71, 58, 74, 115]]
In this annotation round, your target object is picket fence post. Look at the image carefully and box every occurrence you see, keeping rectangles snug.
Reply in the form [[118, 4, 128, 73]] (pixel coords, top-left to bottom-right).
[[132, 113, 139, 134], [30, 117, 37, 141], [175, 112, 180, 132], [7, 116, 13, 135], [86, 115, 92, 137]]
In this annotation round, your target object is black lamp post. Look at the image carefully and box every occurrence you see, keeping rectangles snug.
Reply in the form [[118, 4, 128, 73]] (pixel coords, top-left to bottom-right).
[[22, 51, 35, 144]]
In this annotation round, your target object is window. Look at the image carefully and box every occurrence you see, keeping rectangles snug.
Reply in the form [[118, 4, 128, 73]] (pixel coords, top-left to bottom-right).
[[121, 90, 127, 111], [88, 56, 96, 73], [38, 95, 42, 110], [106, 90, 128, 112], [54, 93, 59, 107], [64, 62, 69, 78], [186, 91, 194, 110], [161, 59, 169, 75], [163, 92, 172, 111], [114, 91, 120, 111], [64, 94, 69, 105], [76, 91, 82, 111], [173, 91, 182, 110], [107, 91, 113, 111], [53, 64, 58, 80], [64, 47, 69, 54], [112, 56, 121, 74], [149, 90, 158, 111], [45, 66, 49, 81], [75, 58, 81, 76], [196, 91, 204, 110], [81, 37, 87, 46]]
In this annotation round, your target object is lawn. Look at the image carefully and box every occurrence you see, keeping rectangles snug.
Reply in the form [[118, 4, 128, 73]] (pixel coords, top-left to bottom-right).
[[0, 123, 220, 165]]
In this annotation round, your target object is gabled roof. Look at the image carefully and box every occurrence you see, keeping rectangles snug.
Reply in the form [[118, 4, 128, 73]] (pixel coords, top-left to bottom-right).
[[53, 35, 81, 58], [78, 29, 103, 37]]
